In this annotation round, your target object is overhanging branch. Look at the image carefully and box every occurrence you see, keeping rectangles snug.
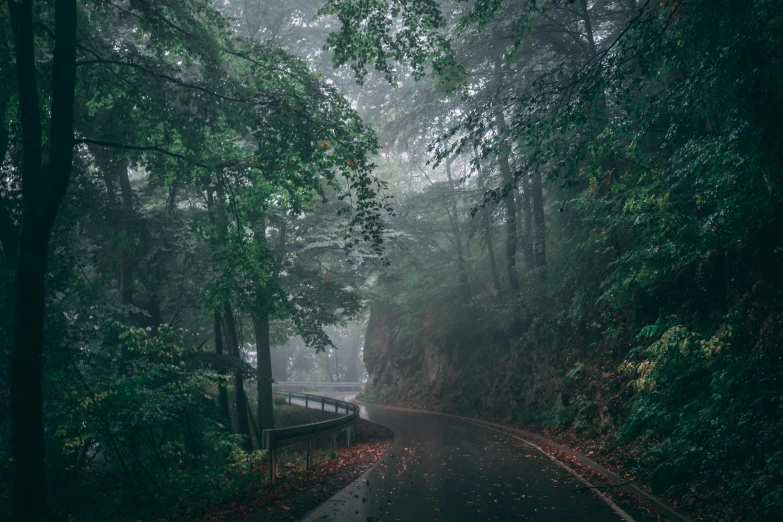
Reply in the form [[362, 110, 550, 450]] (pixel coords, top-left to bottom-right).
[[75, 59, 251, 104], [76, 138, 212, 168]]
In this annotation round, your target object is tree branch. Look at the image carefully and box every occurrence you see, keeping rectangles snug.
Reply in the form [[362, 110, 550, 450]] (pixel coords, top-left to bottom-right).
[[75, 138, 213, 168], [75, 58, 252, 104]]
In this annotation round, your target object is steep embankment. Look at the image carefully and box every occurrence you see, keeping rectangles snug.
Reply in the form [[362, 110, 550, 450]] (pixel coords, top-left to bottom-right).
[[363, 302, 565, 420], [361, 296, 783, 522]]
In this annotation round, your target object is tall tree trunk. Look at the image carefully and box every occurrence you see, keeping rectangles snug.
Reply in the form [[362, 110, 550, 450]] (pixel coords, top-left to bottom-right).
[[253, 213, 287, 432], [345, 327, 360, 382], [475, 150, 502, 295], [116, 160, 134, 304], [166, 180, 178, 215], [580, 0, 617, 182], [253, 312, 274, 431], [484, 211, 502, 295], [530, 169, 546, 278], [493, 54, 520, 296], [253, 214, 274, 432], [206, 189, 231, 421], [223, 303, 253, 451], [325, 352, 334, 382], [581, 0, 598, 57], [213, 311, 231, 421], [519, 173, 534, 269], [445, 158, 472, 304], [495, 115, 520, 296], [334, 350, 340, 382], [9, 1, 77, 520], [99, 152, 134, 303]]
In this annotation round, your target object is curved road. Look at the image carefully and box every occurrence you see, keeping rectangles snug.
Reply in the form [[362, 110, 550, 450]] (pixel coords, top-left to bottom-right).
[[303, 400, 641, 522]]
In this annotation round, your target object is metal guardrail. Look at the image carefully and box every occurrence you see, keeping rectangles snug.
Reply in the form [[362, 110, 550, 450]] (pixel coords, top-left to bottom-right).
[[272, 381, 365, 389], [262, 390, 359, 485]]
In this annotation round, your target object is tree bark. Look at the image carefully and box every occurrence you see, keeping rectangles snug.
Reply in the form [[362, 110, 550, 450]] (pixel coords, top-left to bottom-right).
[[519, 174, 534, 269], [91, 147, 135, 303], [116, 159, 134, 303], [445, 158, 472, 304], [205, 188, 232, 421], [223, 302, 253, 451], [344, 327, 360, 383], [213, 311, 231, 421], [493, 55, 520, 296], [9, 1, 77, 520], [325, 352, 334, 382], [253, 213, 287, 432], [253, 213, 274, 432], [253, 312, 274, 431], [475, 151, 502, 295], [495, 114, 520, 296], [166, 180, 178, 215], [581, 0, 598, 57], [531, 169, 546, 278]]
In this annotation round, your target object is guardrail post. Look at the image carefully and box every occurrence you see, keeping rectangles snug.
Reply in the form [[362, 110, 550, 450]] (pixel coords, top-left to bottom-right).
[[306, 440, 312, 470], [346, 426, 352, 449], [269, 449, 276, 486], [330, 432, 336, 458], [288, 391, 292, 404], [321, 397, 324, 411], [305, 395, 308, 408], [334, 401, 338, 417]]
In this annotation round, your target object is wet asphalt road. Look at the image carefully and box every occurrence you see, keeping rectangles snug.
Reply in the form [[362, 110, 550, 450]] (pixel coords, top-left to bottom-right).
[[302, 401, 634, 522]]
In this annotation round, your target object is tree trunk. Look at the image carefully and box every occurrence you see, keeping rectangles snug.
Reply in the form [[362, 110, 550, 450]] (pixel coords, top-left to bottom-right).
[[580, 0, 617, 181], [495, 113, 520, 296], [581, 0, 598, 57], [213, 311, 231, 421], [11, 230, 49, 522], [345, 327, 360, 382], [253, 213, 287, 432], [531, 169, 546, 278], [519, 173, 534, 269], [325, 352, 334, 382], [445, 158, 472, 304], [476, 151, 502, 295], [116, 159, 134, 304], [493, 50, 520, 297], [9, 1, 77, 520], [223, 303, 253, 451], [166, 180, 178, 215], [253, 312, 274, 431]]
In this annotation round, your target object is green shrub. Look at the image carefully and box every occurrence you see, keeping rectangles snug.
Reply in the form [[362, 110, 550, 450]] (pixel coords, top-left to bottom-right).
[[620, 319, 783, 518], [37, 322, 258, 521]]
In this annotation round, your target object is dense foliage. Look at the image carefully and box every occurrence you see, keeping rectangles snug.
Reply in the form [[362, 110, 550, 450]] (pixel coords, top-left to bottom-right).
[[327, 0, 783, 519], [1, 0, 782, 520], [0, 0, 387, 519]]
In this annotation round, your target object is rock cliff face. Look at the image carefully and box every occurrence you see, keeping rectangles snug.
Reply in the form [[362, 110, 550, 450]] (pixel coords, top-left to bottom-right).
[[363, 302, 564, 419]]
